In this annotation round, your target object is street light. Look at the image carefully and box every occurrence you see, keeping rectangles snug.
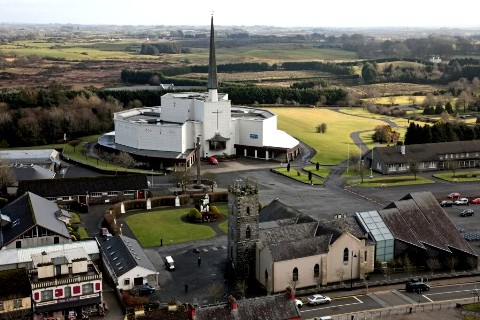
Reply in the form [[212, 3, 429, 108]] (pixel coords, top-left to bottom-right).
[[351, 251, 357, 290]]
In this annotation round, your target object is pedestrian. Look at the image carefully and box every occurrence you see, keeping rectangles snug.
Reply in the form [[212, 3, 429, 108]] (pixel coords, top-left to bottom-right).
[[198, 256, 202, 266], [160, 238, 163, 246], [185, 283, 189, 293]]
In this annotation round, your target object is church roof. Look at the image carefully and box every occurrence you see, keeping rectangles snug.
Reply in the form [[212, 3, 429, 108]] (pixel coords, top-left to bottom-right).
[[260, 222, 319, 243], [259, 198, 316, 224], [207, 133, 230, 142], [268, 235, 331, 261]]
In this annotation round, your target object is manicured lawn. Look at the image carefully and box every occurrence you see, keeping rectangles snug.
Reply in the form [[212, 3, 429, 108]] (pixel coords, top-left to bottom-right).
[[303, 165, 330, 178], [77, 227, 89, 239], [346, 175, 435, 187], [267, 108, 384, 165], [434, 171, 480, 182], [272, 167, 324, 185], [126, 203, 229, 248], [69, 212, 82, 224]]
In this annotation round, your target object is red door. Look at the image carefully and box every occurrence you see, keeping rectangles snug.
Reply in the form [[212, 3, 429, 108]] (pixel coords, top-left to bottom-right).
[[137, 190, 145, 199], [78, 195, 87, 204]]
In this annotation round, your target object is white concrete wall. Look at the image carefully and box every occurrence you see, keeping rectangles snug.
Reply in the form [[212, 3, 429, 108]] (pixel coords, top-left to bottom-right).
[[270, 255, 324, 293], [160, 96, 194, 123], [326, 233, 363, 283], [236, 118, 266, 147], [117, 266, 157, 290]]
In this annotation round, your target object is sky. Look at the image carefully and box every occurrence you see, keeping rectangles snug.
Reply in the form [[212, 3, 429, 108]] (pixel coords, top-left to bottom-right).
[[0, 0, 479, 28]]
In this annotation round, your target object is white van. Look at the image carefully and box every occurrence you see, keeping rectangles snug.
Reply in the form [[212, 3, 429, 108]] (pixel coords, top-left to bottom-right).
[[165, 256, 175, 271]]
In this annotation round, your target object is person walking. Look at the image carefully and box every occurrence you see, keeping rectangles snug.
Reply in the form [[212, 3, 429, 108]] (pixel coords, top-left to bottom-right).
[[185, 283, 189, 293], [198, 256, 202, 267]]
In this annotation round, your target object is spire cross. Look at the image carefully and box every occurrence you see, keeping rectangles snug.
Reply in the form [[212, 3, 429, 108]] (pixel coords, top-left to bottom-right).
[[212, 109, 222, 129]]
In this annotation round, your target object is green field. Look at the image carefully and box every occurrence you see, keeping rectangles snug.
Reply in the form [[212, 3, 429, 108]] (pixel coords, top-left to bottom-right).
[[267, 107, 385, 165]]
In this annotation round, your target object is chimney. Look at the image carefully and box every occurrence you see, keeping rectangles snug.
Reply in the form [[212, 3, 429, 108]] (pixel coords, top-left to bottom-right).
[[187, 303, 196, 320], [400, 145, 405, 155], [228, 295, 238, 317]]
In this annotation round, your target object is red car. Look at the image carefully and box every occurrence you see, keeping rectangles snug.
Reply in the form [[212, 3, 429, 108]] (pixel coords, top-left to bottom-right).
[[208, 156, 218, 165], [471, 198, 480, 204]]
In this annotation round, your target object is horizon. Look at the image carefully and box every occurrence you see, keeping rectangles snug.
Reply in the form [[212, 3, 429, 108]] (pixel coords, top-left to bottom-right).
[[0, 0, 479, 29]]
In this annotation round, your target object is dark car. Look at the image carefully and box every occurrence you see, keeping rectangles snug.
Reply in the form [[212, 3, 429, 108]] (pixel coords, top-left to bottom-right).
[[405, 281, 430, 292], [460, 209, 475, 217], [133, 284, 155, 295], [439, 200, 454, 207]]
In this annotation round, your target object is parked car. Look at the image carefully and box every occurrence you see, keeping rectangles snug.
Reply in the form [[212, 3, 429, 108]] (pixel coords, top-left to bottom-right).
[[307, 294, 331, 305], [133, 284, 155, 295], [405, 281, 430, 292], [455, 198, 469, 205], [448, 192, 461, 198], [100, 227, 112, 238], [294, 299, 303, 308], [208, 156, 218, 165], [439, 200, 454, 207], [460, 209, 475, 217], [471, 198, 480, 204]]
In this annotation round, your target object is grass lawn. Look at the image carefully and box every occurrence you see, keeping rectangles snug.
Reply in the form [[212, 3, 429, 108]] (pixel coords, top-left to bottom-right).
[[433, 171, 480, 182], [272, 167, 324, 185], [126, 203, 229, 247], [303, 165, 330, 178], [266, 108, 385, 165], [346, 175, 435, 187], [69, 212, 82, 224]]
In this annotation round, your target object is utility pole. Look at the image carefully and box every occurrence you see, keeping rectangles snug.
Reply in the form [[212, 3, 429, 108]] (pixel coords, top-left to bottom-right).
[[196, 136, 201, 185]]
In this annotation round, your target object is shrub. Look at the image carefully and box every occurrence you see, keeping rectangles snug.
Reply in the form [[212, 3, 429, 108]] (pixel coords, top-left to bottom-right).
[[188, 208, 202, 221]]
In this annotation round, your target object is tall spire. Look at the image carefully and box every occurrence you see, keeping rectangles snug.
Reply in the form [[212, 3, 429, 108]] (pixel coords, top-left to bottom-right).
[[207, 14, 218, 102]]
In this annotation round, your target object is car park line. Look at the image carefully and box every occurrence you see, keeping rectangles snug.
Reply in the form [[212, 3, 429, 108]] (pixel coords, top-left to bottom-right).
[[422, 289, 476, 302], [303, 296, 363, 312]]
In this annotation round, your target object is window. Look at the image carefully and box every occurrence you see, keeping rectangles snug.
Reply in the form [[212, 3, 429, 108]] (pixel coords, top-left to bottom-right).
[[90, 192, 102, 198], [343, 248, 349, 263], [16, 241, 21, 249], [0, 301, 3, 311], [399, 163, 407, 171], [54, 236, 59, 244], [246, 227, 251, 239], [124, 190, 135, 196], [292, 268, 298, 282], [314, 264, 320, 278], [387, 164, 396, 172], [246, 207, 250, 215], [64, 286, 71, 298], [124, 279, 130, 286], [62, 196, 72, 201], [365, 251, 367, 262], [108, 191, 119, 197], [12, 299, 22, 308], [82, 283, 93, 295], [41, 290, 53, 301]]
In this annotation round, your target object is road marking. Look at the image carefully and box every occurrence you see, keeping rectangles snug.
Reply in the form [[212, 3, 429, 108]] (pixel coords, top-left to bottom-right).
[[426, 289, 477, 297], [303, 296, 364, 312], [423, 295, 433, 302], [202, 248, 208, 252], [221, 246, 226, 249]]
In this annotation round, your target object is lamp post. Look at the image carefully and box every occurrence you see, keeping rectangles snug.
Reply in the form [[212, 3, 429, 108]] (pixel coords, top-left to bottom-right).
[[350, 251, 357, 290], [370, 147, 374, 178]]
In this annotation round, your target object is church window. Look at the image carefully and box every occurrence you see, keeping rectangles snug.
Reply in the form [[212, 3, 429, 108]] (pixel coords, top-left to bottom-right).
[[292, 268, 298, 282], [209, 140, 227, 151], [343, 248, 349, 263], [246, 227, 251, 239], [265, 269, 268, 280], [314, 264, 320, 278]]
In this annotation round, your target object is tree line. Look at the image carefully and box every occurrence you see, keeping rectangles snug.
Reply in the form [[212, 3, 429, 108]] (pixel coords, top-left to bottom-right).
[[404, 121, 480, 145]]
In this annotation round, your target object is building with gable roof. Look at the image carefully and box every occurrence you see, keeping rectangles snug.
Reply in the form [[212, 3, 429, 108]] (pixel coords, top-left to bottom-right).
[[99, 17, 299, 168], [98, 235, 158, 291], [0, 268, 32, 320], [0, 192, 71, 250]]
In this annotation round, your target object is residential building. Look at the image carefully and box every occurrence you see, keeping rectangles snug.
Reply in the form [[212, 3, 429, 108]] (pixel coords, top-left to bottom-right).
[[363, 140, 480, 175], [98, 235, 158, 291], [0, 149, 61, 172], [0, 268, 32, 320], [0, 192, 71, 250]]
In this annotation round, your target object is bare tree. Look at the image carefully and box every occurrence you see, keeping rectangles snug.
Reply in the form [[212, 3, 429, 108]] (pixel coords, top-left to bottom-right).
[[114, 151, 135, 171], [208, 283, 224, 303], [403, 256, 414, 277], [448, 160, 460, 178], [235, 280, 248, 299], [171, 167, 192, 193], [287, 272, 299, 291], [354, 159, 370, 183], [426, 258, 441, 275], [446, 256, 459, 273], [408, 96, 417, 106], [0, 159, 14, 192], [335, 267, 346, 285], [202, 171, 218, 192], [409, 162, 419, 180]]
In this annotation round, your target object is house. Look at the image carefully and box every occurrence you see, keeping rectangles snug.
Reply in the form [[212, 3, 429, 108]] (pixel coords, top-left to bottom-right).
[[0, 149, 61, 172], [429, 55, 442, 63], [15, 174, 149, 207], [98, 235, 158, 291], [227, 183, 375, 293], [0, 192, 72, 250], [98, 17, 299, 168], [363, 140, 480, 175], [30, 246, 103, 320], [0, 268, 32, 320]]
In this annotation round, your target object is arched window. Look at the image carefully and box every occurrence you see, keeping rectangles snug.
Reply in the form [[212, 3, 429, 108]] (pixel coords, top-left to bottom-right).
[[292, 267, 299, 281], [314, 264, 320, 278], [246, 226, 251, 239], [343, 248, 349, 263]]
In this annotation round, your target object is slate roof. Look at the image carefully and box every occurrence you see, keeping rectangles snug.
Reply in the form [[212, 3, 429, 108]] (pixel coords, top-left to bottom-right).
[[367, 140, 480, 164], [268, 235, 331, 261], [0, 268, 31, 298], [260, 222, 319, 243], [381, 192, 476, 256], [195, 294, 301, 320], [16, 174, 148, 197], [98, 235, 157, 277], [259, 198, 316, 224], [13, 164, 55, 181], [0, 192, 70, 246], [315, 217, 368, 243]]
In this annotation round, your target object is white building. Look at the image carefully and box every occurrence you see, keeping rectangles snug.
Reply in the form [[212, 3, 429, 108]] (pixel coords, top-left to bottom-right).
[[99, 17, 299, 168]]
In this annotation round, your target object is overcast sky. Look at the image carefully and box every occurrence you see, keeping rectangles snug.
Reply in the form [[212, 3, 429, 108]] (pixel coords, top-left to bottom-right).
[[0, 0, 479, 28]]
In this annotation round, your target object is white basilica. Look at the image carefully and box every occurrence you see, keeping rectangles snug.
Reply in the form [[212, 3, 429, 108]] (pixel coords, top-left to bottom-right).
[[99, 17, 299, 168]]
